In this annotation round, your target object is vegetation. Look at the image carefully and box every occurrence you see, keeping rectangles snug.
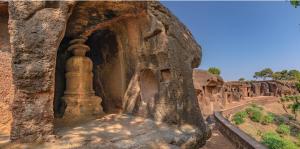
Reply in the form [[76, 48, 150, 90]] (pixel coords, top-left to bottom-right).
[[280, 95, 300, 119], [208, 67, 221, 75], [296, 81, 300, 91], [261, 113, 275, 125], [276, 116, 285, 125], [238, 77, 245, 81], [249, 109, 263, 122], [231, 103, 300, 149], [253, 68, 300, 81], [233, 111, 247, 125], [253, 68, 273, 80], [272, 70, 300, 81], [261, 132, 286, 149], [291, 0, 300, 7], [245, 104, 264, 122], [276, 124, 291, 135], [261, 132, 298, 149]]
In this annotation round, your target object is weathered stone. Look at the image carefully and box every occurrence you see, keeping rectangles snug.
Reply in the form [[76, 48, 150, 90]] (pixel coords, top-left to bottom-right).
[[62, 37, 104, 122], [1, 1, 209, 146], [0, 1, 13, 135], [193, 69, 224, 118], [8, 1, 75, 141]]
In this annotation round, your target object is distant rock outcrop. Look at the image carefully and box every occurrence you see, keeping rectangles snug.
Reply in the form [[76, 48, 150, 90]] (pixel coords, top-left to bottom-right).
[[193, 69, 299, 119]]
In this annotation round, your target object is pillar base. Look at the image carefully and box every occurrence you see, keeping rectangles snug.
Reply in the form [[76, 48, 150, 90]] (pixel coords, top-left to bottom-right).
[[62, 95, 104, 122]]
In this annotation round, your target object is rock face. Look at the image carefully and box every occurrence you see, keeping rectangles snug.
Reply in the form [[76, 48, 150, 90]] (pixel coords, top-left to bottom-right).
[[193, 69, 224, 118], [0, 1, 13, 135], [2, 1, 209, 146], [8, 1, 75, 141], [193, 69, 299, 119]]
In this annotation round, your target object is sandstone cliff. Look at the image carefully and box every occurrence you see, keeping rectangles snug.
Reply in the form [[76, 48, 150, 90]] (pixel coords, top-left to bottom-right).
[[0, 1, 209, 147]]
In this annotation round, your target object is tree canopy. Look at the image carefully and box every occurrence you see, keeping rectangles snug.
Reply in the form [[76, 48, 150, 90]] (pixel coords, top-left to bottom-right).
[[272, 70, 300, 81], [239, 78, 245, 81], [253, 68, 273, 80], [253, 68, 300, 81], [208, 67, 221, 75], [291, 0, 299, 8]]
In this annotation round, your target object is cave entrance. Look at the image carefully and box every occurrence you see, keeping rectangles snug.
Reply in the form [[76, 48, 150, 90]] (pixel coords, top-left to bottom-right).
[[86, 29, 124, 114], [54, 37, 72, 118], [54, 29, 125, 120]]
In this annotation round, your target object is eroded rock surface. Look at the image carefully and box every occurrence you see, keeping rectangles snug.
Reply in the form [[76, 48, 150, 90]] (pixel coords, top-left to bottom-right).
[[2, 1, 209, 146], [0, 1, 13, 135], [8, 1, 75, 141]]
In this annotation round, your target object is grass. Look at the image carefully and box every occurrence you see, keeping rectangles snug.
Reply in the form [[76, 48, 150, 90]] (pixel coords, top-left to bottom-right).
[[246, 105, 263, 122], [261, 132, 298, 149], [276, 124, 290, 135], [233, 111, 247, 125], [261, 113, 275, 125]]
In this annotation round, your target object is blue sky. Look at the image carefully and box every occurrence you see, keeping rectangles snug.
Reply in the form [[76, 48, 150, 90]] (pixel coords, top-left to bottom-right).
[[161, 1, 300, 81]]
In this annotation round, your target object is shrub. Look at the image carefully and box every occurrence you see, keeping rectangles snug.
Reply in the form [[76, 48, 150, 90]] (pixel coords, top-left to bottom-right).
[[250, 104, 263, 111], [232, 111, 247, 125], [287, 114, 295, 120], [283, 139, 298, 149], [261, 132, 285, 149], [246, 107, 263, 122], [297, 133, 300, 146], [276, 116, 285, 124], [296, 81, 300, 92], [261, 132, 298, 149], [261, 113, 275, 125], [276, 124, 290, 135]]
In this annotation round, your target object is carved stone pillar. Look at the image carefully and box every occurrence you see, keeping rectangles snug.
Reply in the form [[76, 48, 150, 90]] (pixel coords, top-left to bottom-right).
[[62, 37, 103, 121]]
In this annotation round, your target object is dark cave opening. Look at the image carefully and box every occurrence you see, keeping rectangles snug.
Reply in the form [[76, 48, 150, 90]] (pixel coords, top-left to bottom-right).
[[54, 29, 125, 119], [86, 29, 124, 113], [54, 37, 72, 118]]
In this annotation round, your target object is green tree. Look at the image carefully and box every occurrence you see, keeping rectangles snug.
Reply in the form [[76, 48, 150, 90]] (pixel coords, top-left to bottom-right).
[[208, 67, 221, 75], [239, 78, 245, 81], [254, 68, 273, 80], [272, 70, 300, 81], [253, 72, 261, 80], [291, 0, 300, 7], [272, 72, 282, 80], [288, 70, 300, 81], [279, 70, 289, 80]]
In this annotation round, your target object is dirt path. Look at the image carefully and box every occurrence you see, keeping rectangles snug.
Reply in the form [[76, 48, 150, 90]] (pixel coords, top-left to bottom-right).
[[200, 129, 234, 149]]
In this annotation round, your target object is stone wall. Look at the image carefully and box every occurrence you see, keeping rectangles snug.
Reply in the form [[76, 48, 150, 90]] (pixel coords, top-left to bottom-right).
[[214, 112, 267, 149]]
